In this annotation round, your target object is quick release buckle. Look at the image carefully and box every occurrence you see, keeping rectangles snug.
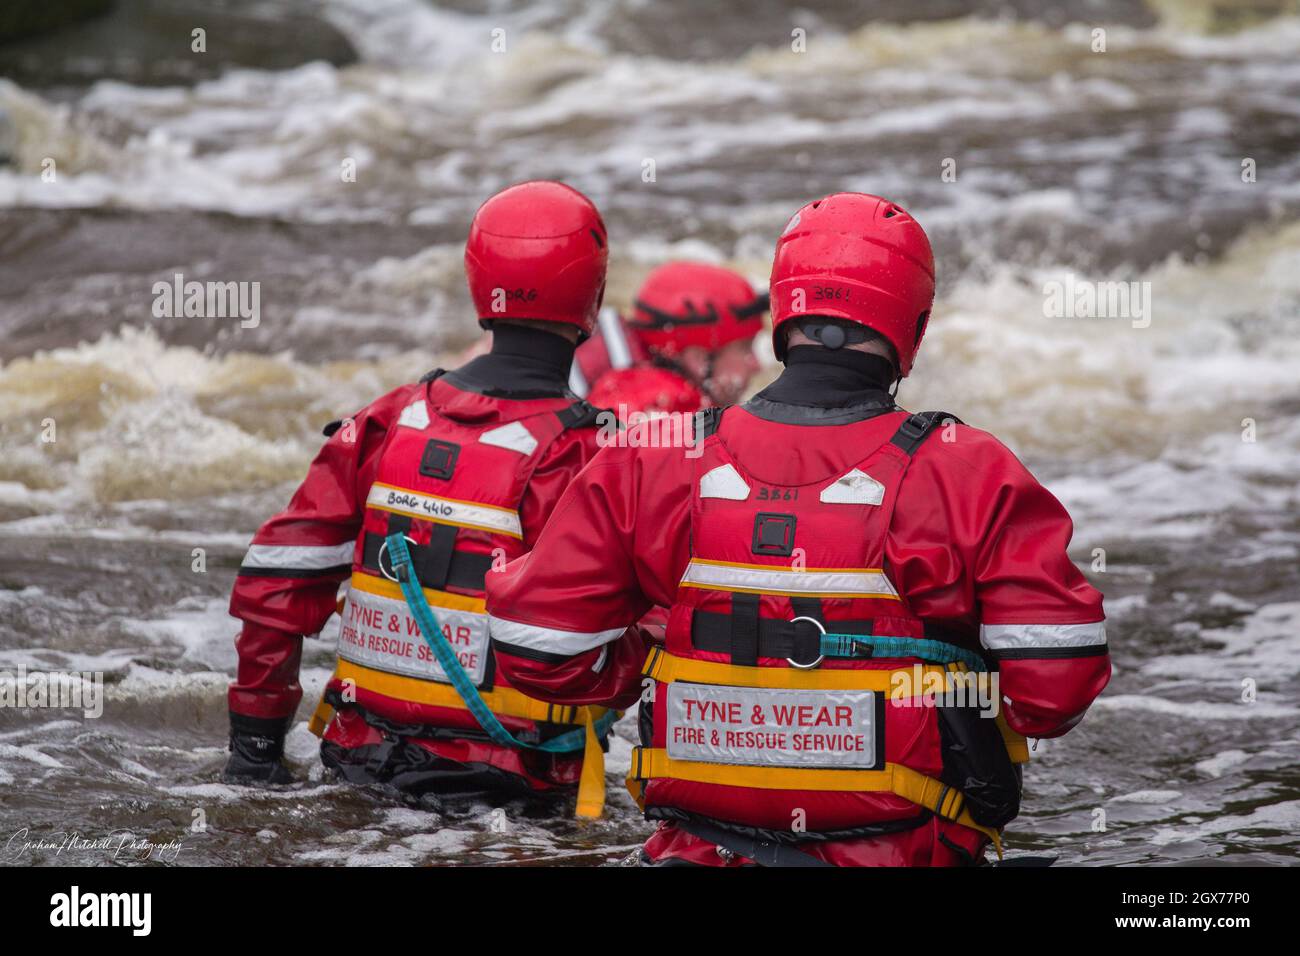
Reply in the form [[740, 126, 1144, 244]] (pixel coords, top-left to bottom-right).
[[787, 616, 825, 670]]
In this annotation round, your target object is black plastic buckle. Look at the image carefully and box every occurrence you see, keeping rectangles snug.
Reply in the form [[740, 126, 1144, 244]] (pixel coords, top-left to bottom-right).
[[752, 512, 796, 557], [419, 439, 459, 480]]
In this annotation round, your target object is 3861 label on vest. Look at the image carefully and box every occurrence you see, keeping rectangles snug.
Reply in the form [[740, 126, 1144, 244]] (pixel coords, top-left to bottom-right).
[[665, 682, 878, 769], [337, 587, 489, 686]]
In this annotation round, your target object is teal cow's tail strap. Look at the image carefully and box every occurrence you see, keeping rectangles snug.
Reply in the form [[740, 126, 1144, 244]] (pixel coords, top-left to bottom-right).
[[820, 632, 989, 672], [386, 533, 601, 753]]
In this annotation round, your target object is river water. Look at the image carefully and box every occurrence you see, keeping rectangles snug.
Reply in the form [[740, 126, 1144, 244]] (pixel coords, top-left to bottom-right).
[[0, 0, 1297, 866]]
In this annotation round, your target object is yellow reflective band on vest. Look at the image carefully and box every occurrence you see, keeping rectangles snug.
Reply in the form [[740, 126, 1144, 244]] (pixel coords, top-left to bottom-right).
[[365, 481, 523, 538], [349, 571, 485, 612], [634, 647, 1029, 858], [311, 657, 615, 820], [328, 657, 593, 727], [678, 558, 900, 600]]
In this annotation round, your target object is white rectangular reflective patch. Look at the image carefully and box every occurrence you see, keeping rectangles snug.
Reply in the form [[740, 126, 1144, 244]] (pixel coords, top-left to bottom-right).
[[366, 482, 522, 537], [665, 681, 877, 769], [336, 585, 489, 686]]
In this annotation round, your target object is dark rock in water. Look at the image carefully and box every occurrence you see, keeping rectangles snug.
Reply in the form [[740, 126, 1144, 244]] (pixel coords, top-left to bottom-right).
[[0, 0, 358, 89], [0, 0, 113, 45], [0, 106, 16, 167]]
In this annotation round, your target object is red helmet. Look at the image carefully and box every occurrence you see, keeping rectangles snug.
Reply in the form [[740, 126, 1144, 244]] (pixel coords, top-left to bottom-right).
[[769, 193, 934, 376], [626, 262, 766, 359], [464, 181, 608, 336]]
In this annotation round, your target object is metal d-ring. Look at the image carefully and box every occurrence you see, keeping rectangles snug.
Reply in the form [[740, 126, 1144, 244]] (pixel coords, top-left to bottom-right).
[[376, 535, 418, 583], [788, 615, 825, 670]]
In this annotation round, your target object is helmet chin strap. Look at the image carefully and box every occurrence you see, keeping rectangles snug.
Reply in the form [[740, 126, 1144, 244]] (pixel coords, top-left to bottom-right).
[[796, 318, 872, 351]]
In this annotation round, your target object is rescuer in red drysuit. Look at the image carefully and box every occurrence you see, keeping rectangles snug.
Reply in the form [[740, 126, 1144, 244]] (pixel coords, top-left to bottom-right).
[[585, 262, 766, 419], [485, 193, 1111, 865], [224, 181, 614, 801]]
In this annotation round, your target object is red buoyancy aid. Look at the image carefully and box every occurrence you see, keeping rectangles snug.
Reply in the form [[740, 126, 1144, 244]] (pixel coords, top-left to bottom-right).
[[630, 409, 1029, 849], [309, 376, 610, 783]]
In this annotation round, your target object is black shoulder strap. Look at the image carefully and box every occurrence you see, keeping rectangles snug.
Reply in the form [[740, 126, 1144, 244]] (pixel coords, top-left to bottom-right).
[[889, 410, 962, 457], [694, 405, 728, 441], [555, 399, 602, 430], [321, 419, 344, 438], [419, 367, 447, 384]]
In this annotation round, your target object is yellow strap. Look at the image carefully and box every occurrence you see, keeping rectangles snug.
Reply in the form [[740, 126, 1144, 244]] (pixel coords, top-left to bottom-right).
[[308, 695, 336, 738], [575, 708, 607, 820], [333, 659, 589, 726], [628, 747, 1003, 858], [643, 646, 955, 695], [997, 712, 1030, 763], [348, 570, 487, 612]]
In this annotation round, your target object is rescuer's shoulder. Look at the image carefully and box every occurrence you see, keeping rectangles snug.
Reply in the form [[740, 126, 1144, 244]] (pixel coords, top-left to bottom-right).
[[905, 416, 1037, 485], [320, 379, 427, 438]]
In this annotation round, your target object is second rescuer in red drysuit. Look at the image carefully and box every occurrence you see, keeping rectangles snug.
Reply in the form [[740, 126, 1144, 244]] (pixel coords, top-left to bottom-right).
[[584, 262, 766, 417], [225, 181, 617, 813], [486, 193, 1111, 865]]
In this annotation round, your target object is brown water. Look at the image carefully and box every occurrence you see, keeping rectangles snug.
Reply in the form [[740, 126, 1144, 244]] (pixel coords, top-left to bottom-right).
[[1, 0, 1298, 866]]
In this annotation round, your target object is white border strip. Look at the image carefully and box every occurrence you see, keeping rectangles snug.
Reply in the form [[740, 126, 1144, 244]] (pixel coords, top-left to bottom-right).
[[366, 483, 522, 537]]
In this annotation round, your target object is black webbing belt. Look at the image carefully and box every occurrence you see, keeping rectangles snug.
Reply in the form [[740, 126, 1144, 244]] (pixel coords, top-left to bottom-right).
[[693, 608, 978, 666], [673, 817, 834, 868], [362, 530, 493, 592], [694, 609, 875, 666]]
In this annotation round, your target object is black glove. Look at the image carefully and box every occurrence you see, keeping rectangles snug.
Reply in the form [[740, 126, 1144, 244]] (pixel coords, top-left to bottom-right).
[[224, 712, 294, 784]]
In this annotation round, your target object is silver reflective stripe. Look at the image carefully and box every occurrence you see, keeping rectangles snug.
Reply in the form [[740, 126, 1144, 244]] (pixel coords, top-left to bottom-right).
[[679, 560, 899, 598], [488, 615, 625, 656], [241, 542, 354, 570], [980, 621, 1107, 652], [366, 483, 522, 537]]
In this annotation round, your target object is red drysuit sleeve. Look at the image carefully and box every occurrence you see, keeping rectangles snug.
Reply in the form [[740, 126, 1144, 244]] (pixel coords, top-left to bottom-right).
[[888, 426, 1110, 738], [487, 443, 691, 709], [518, 425, 603, 546], [226, 386, 411, 720]]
